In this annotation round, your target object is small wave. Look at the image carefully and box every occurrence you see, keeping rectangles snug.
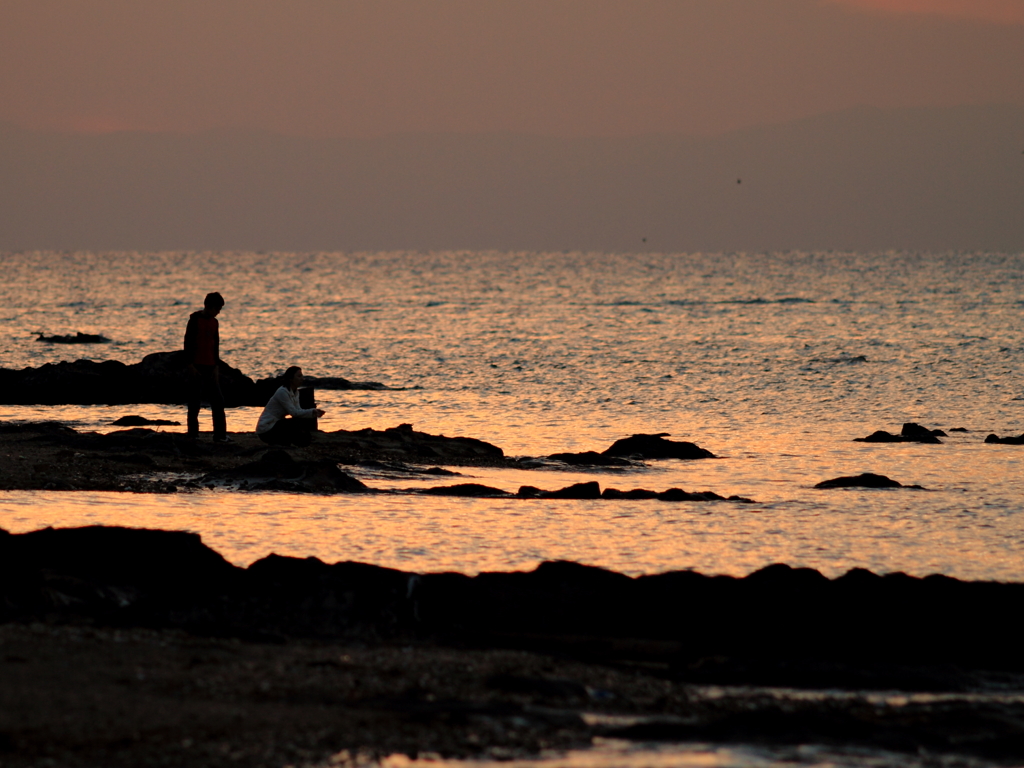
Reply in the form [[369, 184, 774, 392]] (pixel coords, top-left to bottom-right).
[[719, 297, 815, 305], [810, 355, 868, 365]]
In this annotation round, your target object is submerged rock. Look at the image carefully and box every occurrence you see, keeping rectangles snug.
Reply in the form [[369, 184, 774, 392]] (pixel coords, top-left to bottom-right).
[[602, 433, 715, 459], [516, 482, 601, 499], [111, 415, 181, 426], [419, 483, 511, 498], [815, 473, 924, 489], [985, 433, 1024, 445], [855, 423, 944, 444], [546, 451, 634, 466], [36, 332, 111, 344], [601, 488, 660, 500]]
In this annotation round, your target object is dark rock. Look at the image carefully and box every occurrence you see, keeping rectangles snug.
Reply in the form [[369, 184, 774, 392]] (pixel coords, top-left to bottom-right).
[[815, 473, 925, 489], [0, 352, 258, 406], [485, 673, 588, 699], [419, 483, 511, 498], [36, 332, 110, 344], [516, 483, 603, 499], [540, 481, 602, 499], [303, 375, 391, 391], [547, 451, 634, 467], [985, 433, 1024, 445], [321, 424, 505, 465], [354, 460, 460, 476], [855, 424, 942, 443], [111, 415, 181, 426], [0, 525, 237, 621], [0, 352, 390, 406], [602, 433, 715, 459], [106, 453, 157, 467], [659, 488, 724, 501], [949, 427, 969, 433], [602, 488, 660, 500], [203, 450, 368, 493], [856, 430, 902, 442], [902, 422, 946, 438], [6, 525, 1024, 686], [603, 487, 755, 502]]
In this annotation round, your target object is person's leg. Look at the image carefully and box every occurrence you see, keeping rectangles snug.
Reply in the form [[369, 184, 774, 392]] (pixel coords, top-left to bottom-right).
[[206, 368, 227, 440], [260, 418, 312, 447], [186, 371, 202, 438], [280, 418, 313, 447], [260, 420, 290, 445]]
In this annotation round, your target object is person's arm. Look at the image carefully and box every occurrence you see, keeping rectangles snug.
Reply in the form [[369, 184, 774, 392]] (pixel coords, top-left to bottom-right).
[[183, 315, 198, 368], [279, 389, 318, 419]]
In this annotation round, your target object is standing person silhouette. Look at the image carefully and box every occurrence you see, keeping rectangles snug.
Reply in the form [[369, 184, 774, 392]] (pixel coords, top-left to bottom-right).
[[183, 291, 230, 442]]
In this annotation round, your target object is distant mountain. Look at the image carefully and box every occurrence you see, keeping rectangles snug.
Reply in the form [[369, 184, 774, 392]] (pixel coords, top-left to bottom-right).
[[1, 104, 1021, 252]]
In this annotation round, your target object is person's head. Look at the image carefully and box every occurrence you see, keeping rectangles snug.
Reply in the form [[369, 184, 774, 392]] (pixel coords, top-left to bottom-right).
[[204, 292, 225, 317], [283, 366, 303, 391]]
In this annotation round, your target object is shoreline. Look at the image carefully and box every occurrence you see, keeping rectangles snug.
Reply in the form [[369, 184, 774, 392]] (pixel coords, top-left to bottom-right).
[[0, 421, 740, 501], [0, 421, 510, 494], [3, 524, 1024, 766]]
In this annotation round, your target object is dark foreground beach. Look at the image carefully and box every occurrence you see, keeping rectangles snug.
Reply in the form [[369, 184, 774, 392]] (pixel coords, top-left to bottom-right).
[[4, 523, 1024, 767]]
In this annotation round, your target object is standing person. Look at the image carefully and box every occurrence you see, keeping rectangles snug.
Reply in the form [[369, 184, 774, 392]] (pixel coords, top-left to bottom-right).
[[256, 366, 325, 447], [183, 291, 230, 442]]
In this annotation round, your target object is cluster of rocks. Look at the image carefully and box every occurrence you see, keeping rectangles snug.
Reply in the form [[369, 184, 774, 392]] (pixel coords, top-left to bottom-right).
[[0, 351, 392, 406], [985, 432, 1024, 445], [0, 421, 512, 493], [544, 433, 715, 466], [855, 422, 949, 443], [201, 450, 369, 493], [35, 331, 111, 344], [4, 525, 1023, 681], [418, 480, 753, 502]]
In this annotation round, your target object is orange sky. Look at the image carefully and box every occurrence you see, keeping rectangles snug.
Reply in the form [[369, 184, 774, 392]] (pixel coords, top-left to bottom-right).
[[0, 0, 1022, 138]]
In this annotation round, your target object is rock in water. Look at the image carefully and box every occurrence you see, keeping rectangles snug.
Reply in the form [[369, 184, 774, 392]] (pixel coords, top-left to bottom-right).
[[854, 423, 943, 444], [203, 450, 368, 493], [111, 415, 181, 426], [36, 332, 111, 344], [419, 483, 511, 497], [815, 473, 924, 489], [985, 433, 1024, 445], [602, 433, 715, 459], [547, 451, 634, 466]]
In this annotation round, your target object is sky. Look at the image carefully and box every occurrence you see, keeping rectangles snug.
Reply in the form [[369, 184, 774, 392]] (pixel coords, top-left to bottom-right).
[[1, 0, 1023, 139]]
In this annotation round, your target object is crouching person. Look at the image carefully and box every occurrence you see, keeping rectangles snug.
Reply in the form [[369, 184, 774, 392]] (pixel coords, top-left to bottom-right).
[[256, 366, 325, 447]]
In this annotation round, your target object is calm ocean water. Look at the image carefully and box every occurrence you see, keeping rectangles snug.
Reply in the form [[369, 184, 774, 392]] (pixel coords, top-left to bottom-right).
[[2, 250, 1024, 581]]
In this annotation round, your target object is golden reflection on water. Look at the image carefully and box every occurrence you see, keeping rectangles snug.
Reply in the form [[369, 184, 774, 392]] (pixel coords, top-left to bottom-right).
[[4, 252, 1024, 582], [370, 738, 939, 768], [2, 424, 1023, 581]]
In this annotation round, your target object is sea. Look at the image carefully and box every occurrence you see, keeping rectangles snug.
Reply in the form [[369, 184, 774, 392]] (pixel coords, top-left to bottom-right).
[[4, 250, 1024, 768], [2, 249, 1024, 582]]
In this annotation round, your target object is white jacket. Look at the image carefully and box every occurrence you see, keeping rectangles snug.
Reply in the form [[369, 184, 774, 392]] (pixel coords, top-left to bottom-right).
[[256, 386, 317, 434]]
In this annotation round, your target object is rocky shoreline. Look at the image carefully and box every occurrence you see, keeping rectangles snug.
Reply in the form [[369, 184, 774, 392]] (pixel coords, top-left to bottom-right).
[[0, 352, 395, 408], [0, 422, 733, 497], [3, 524, 1024, 767]]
